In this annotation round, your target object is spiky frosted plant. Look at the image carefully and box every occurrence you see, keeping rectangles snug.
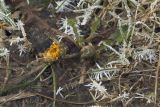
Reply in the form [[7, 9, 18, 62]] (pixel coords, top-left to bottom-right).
[[55, 0, 88, 12], [58, 17, 76, 39], [0, 0, 9, 13], [133, 47, 156, 63], [0, 1, 29, 57], [118, 91, 129, 102], [77, 0, 86, 8], [18, 44, 27, 56], [16, 20, 27, 38], [75, 5, 93, 25], [55, 0, 75, 13], [9, 37, 25, 46], [0, 48, 9, 57], [99, 41, 130, 65], [85, 79, 110, 99], [92, 63, 119, 81], [0, 0, 16, 27], [74, 0, 103, 25], [0, 18, 28, 56]]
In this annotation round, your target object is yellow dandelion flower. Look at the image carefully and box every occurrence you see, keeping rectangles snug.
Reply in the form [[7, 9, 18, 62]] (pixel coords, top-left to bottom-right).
[[42, 42, 62, 60]]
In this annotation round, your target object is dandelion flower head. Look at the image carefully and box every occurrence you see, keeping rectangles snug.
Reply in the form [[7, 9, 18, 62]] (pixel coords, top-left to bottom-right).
[[42, 42, 62, 60]]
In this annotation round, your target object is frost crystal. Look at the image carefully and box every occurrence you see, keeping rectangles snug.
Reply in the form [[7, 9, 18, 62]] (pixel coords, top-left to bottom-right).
[[17, 20, 27, 38], [55, 0, 75, 13], [133, 48, 156, 63], [56, 87, 64, 98], [85, 80, 109, 99], [92, 63, 118, 81], [118, 92, 129, 102], [0, 48, 9, 57], [59, 17, 76, 39], [9, 37, 25, 46], [18, 44, 27, 56], [75, 4, 102, 25], [77, 0, 86, 7]]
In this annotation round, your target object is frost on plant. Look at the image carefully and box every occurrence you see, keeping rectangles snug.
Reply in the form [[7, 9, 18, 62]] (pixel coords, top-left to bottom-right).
[[92, 63, 119, 81], [99, 41, 130, 65], [74, 3, 103, 25], [55, 0, 75, 13], [55, 0, 102, 25], [0, 48, 9, 57], [118, 91, 129, 102], [133, 47, 156, 63], [16, 20, 27, 38], [77, 0, 86, 8], [56, 87, 64, 98], [75, 5, 93, 25], [9, 37, 25, 46], [18, 44, 27, 56], [58, 17, 76, 39], [85, 79, 110, 99], [0, 0, 159, 106], [0, 1, 28, 57], [0, 0, 16, 27], [8, 20, 28, 56]]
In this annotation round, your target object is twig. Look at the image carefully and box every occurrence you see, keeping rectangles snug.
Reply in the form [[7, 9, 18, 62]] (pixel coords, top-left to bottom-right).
[[129, 76, 143, 92], [51, 65, 57, 107], [154, 46, 160, 104], [2, 54, 10, 90], [0, 91, 35, 104], [35, 92, 96, 105]]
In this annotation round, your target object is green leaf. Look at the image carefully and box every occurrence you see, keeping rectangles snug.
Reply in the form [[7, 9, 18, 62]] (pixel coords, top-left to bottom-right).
[[68, 18, 78, 35], [77, 37, 85, 47], [90, 16, 100, 33], [113, 25, 131, 44]]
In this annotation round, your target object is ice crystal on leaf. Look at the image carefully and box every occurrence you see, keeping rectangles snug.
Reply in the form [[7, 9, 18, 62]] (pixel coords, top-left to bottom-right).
[[0, 0, 16, 27], [92, 63, 119, 81], [16, 20, 27, 38], [133, 47, 156, 63], [118, 91, 129, 102], [99, 41, 130, 65], [0, 48, 9, 57], [59, 17, 76, 39], [55, 0, 75, 13], [18, 44, 27, 56], [74, 4, 102, 25], [85, 79, 109, 99], [9, 37, 25, 46]]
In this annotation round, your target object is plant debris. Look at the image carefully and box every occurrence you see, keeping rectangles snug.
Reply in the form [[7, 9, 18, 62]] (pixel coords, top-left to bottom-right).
[[0, 0, 160, 107]]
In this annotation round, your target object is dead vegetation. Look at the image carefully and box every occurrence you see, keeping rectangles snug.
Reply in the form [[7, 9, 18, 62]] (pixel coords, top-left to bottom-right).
[[0, 0, 160, 107]]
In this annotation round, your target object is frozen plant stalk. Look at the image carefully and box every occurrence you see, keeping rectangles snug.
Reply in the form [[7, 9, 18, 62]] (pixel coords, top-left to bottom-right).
[[75, 0, 103, 25], [55, 0, 75, 13], [0, 0, 16, 27]]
